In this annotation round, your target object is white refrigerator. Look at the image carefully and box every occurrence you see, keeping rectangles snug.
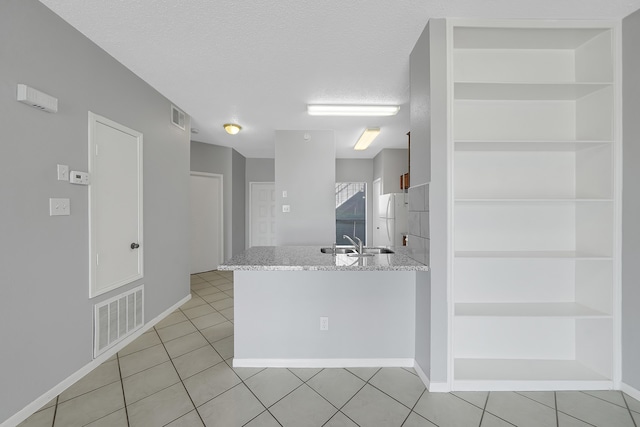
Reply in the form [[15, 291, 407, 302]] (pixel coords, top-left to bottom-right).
[[375, 193, 407, 247]]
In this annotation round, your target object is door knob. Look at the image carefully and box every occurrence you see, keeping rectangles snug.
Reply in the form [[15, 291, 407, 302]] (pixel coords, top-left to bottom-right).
[[131, 243, 140, 249]]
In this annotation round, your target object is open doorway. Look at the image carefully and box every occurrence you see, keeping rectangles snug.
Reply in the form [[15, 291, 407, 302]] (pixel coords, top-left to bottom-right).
[[335, 182, 366, 245]]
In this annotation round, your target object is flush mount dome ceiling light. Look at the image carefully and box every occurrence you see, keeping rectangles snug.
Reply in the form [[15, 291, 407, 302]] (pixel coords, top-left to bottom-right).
[[307, 105, 400, 116], [223, 123, 242, 135], [354, 128, 381, 151]]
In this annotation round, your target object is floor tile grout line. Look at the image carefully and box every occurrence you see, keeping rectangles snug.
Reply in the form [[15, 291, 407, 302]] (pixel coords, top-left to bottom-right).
[[622, 392, 639, 427], [50, 396, 58, 427], [511, 390, 557, 411], [482, 410, 518, 427], [365, 379, 424, 413], [115, 353, 131, 427], [450, 391, 487, 411], [477, 391, 488, 427], [236, 382, 283, 427], [54, 377, 123, 406], [155, 324, 208, 427], [320, 411, 362, 427], [482, 391, 554, 427], [556, 410, 599, 427], [579, 389, 630, 410], [399, 388, 427, 427], [555, 391, 559, 427]]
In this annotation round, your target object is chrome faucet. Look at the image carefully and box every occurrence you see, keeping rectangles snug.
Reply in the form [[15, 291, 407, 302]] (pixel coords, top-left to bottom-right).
[[343, 235, 363, 254]]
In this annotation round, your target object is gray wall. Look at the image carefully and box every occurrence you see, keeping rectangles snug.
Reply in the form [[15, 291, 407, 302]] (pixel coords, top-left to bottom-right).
[[232, 150, 246, 256], [373, 148, 409, 195], [275, 130, 336, 245], [234, 271, 416, 360], [409, 19, 448, 386], [0, 1, 190, 423], [622, 9, 640, 391], [246, 158, 276, 183], [245, 158, 275, 248], [425, 18, 449, 386], [410, 22, 432, 186], [190, 141, 248, 260], [409, 21, 434, 382], [336, 159, 374, 245]]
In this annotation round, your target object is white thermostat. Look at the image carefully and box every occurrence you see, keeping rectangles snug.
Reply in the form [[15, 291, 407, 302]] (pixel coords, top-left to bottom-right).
[[70, 171, 90, 185]]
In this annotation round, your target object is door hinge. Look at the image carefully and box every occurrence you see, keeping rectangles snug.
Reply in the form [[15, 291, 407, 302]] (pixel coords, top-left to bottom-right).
[[96, 253, 99, 266]]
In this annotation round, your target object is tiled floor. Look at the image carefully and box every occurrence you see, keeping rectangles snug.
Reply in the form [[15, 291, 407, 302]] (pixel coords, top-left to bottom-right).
[[19, 270, 640, 427]]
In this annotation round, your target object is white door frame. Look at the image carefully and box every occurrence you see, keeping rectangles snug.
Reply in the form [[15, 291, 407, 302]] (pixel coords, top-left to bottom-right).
[[248, 181, 275, 247], [190, 172, 224, 270], [88, 112, 144, 298]]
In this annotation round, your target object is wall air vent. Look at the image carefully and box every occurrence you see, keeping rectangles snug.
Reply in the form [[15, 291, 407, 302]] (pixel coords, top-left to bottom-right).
[[171, 105, 186, 130], [17, 84, 58, 113], [93, 285, 144, 358]]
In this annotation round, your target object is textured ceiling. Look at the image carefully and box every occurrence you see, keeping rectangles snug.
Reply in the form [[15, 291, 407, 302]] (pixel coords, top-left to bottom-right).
[[39, 0, 640, 158]]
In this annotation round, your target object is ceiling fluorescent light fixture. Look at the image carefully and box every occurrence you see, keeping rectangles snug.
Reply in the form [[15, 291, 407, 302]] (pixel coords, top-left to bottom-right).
[[354, 128, 380, 151], [307, 105, 399, 116], [223, 123, 242, 135]]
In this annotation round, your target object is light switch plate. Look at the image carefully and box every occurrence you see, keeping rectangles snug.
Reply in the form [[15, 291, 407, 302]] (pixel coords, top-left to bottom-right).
[[50, 198, 70, 216], [57, 164, 69, 181], [282, 190, 288, 198]]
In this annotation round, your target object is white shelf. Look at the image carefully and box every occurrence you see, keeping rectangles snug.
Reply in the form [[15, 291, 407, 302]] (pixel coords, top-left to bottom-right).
[[455, 251, 612, 260], [455, 82, 611, 101], [454, 359, 612, 391], [450, 22, 615, 391], [455, 198, 613, 203], [454, 27, 611, 50], [455, 302, 609, 318], [455, 140, 612, 152]]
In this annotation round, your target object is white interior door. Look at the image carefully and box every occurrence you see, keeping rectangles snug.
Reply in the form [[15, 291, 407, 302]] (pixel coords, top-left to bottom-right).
[[190, 173, 223, 273], [250, 182, 275, 247], [89, 112, 143, 298]]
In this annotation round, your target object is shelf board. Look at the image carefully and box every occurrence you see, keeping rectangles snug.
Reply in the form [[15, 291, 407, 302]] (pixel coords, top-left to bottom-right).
[[455, 82, 611, 101], [455, 302, 609, 318], [455, 198, 613, 203], [453, 27, 610, 50], [455, 251, 612, 260], [454, 359, 611, 391], [455, 140, 612, 152]]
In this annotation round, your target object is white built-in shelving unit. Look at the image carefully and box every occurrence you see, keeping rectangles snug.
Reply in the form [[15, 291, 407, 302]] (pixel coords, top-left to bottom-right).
[[450, 22, 618, 390]]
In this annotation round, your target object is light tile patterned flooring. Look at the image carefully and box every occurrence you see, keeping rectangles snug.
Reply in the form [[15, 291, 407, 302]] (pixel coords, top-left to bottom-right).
[[19, 270, 640, 427]]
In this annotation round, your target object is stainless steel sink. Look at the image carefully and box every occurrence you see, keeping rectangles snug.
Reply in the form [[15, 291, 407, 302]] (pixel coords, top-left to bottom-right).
[[320, 246, 355, 254], [320, 246, 394, 255], [362, 247, 395, 254]]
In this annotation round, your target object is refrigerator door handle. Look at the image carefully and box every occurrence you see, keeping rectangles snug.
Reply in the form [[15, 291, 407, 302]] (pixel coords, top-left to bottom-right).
[[386, 217, 391, 242]]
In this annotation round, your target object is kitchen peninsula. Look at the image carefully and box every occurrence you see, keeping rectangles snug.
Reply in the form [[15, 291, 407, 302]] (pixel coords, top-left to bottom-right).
[[219, 246, 429, 369]]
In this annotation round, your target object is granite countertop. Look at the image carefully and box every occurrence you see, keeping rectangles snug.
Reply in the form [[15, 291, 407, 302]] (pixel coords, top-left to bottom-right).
[[218, 246, 429, 271]]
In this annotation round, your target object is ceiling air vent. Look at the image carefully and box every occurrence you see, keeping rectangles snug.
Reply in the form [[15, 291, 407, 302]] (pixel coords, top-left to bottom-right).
[[171, 105, 185, 130]]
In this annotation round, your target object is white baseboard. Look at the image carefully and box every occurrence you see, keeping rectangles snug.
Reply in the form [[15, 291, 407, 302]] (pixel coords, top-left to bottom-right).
[[621, 382, 640, 403], [233, 358, 415, 369], [1, 294, 190, 427], [413, 361, 449, 392]]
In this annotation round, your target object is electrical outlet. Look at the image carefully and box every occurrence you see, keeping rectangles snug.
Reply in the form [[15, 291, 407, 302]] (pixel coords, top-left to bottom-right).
[[282, 205, 290, 213], [49, 198, 70, 216], [320, 316, 328, 331]]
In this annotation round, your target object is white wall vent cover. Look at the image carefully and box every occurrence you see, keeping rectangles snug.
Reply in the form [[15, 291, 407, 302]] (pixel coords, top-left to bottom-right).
[[93, 285, 144, 358], [17, 84, 58, 113], [171, 105, 185, 130]]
